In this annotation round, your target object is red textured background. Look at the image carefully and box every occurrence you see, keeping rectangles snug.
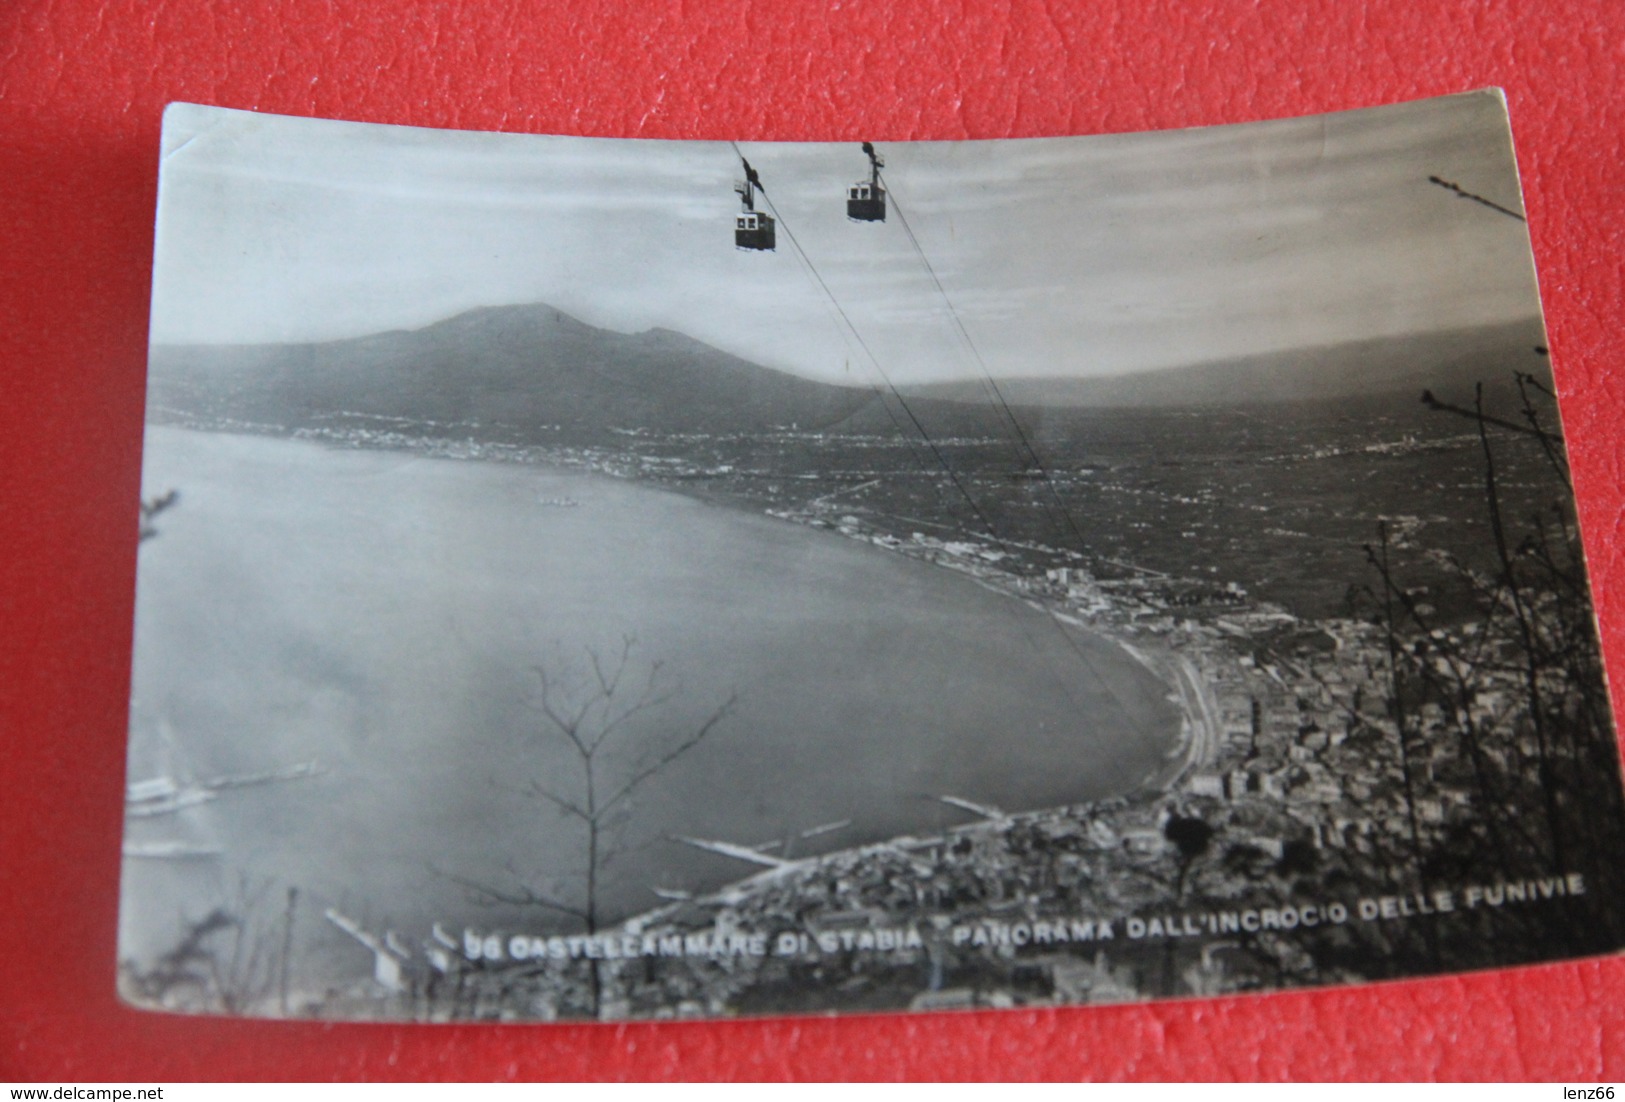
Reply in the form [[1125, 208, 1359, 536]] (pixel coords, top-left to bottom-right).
[[2, 0, 1623, 1082]]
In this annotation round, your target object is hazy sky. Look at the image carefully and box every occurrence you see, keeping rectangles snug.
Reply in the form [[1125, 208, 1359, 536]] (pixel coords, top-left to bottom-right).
[[150, 92, 1544, 384]]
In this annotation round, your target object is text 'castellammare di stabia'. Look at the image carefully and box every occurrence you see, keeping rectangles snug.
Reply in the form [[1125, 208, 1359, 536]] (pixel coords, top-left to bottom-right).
[[460, 873, 1586, 964]]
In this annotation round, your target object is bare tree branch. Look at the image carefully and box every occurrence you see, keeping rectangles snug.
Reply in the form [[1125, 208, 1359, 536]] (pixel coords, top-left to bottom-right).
[[525, 782, 591, 823], [432, 863, 589, 922], [602, 691, 738, 816], [461, 638, 740, 1019]]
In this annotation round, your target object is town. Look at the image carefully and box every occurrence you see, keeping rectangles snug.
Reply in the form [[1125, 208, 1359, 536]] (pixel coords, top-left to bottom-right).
[[141, 395, 1625, 1020], [155, 393, 1612, 1020]]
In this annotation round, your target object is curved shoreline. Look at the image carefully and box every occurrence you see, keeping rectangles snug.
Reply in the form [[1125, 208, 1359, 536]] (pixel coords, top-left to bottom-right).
[[132, 425, 1191, 935], [171, 417, 1215, 802], [599, 504, 1230, 929], [771, 507, 1220, 783]]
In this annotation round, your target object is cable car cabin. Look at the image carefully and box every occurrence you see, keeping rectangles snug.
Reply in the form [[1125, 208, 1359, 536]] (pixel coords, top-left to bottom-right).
[[849, 142, 887, 222], [733, 157, 775, 249], [847, 181, 886, 222], [735, 210, 776, 251]]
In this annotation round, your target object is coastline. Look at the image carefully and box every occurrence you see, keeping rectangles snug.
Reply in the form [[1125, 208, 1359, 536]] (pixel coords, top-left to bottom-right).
[[296, 413, 1216, 804], [596, 506, 1232, 919], [128, 422, 1192, 947], [143, 416, 1214, 815], [128, 411, 1625, 1019]]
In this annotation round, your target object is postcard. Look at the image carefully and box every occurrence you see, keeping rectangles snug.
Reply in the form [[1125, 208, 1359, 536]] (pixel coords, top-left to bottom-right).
[[121, 92, 1625, 1020]]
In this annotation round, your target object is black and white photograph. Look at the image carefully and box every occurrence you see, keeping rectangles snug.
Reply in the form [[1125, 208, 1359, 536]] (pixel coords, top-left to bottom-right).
[[120, 92, 1625, 1021]]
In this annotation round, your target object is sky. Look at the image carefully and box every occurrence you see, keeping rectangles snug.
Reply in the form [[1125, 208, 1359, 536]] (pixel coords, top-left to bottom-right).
[[149, 92, 1545, 385]]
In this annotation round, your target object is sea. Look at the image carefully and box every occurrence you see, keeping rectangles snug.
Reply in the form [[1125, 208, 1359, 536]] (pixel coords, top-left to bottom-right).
[[120, 426, 1179, 980]]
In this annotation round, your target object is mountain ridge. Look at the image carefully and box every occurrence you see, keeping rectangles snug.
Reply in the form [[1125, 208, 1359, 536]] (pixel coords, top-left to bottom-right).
[[903, 318, 1549, 410], [148, 302, 879, 439], [148, 304, 1553, 444]]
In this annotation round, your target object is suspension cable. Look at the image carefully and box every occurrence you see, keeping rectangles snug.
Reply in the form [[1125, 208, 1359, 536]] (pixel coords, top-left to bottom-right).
[[882, 168, 1097, 558], [731, 144, 1161, 767]]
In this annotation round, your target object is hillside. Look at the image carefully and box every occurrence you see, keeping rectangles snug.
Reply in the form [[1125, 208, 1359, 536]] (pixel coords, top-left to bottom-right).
[[147, 303, 879, 440], [147, 307, 1554, 449], [905, 319, 1550, 412]]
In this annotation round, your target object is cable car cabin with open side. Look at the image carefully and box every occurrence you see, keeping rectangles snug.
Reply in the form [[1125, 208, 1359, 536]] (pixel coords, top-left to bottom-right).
[[734, 158, 776, 251], [848, 142, 886, 222], [847, 182, 885, 222], [735, 209, 775, 250]]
